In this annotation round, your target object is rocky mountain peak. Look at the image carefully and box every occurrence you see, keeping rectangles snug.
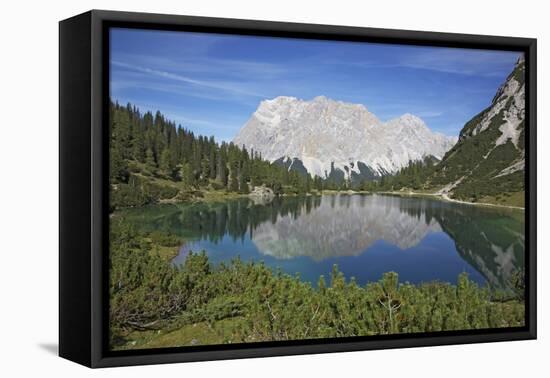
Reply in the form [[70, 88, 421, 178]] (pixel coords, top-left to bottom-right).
[[429, 54, 526, 203], [233, 96, 456, 179]]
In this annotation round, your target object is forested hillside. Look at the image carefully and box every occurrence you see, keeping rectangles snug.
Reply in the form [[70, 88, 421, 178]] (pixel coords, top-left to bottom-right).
[[429, 57, 526, 203], [373, 58, 526, 207], [109, 101, 326, 210]]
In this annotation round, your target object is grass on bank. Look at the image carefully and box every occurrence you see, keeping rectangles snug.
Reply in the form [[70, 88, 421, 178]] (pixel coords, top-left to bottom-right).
[[477, 191, 525, 208]]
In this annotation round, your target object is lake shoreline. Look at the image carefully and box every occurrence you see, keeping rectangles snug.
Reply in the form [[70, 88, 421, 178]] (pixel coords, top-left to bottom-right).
[[378, 190, 525, 211], [113, 187, 524, 212]]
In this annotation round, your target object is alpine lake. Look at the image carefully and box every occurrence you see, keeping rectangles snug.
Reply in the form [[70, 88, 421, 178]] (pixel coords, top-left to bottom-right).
[[117, 193, 525, 293]]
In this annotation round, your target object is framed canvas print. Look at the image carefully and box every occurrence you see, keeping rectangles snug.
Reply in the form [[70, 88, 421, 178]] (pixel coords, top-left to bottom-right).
[[59, 10, 537, 368]]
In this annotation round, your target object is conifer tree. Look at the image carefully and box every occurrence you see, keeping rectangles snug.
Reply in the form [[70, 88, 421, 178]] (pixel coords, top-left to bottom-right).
[[181, 163, 195, 188], [239, 171, 249, 194], [110, 145, 129, 183], [160, 149, 176, 179], [145, 148, 157, 171]]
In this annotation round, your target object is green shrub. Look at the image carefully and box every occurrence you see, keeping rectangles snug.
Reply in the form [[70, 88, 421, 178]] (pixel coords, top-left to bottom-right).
[[109, 221, 526, 349]]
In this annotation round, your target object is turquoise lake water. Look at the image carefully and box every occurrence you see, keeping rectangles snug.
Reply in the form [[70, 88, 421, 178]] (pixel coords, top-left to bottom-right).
[[119, 194, 525, 290]]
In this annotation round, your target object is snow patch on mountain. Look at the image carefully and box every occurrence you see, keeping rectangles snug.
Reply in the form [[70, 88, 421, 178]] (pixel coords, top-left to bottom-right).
[[468, 56, 525, 148], [494, 159, 524, 178], [495, 84, 525, 147]]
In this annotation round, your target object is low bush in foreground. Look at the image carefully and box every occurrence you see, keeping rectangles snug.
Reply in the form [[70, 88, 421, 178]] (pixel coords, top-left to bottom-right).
[[109, 221, 525, 349]]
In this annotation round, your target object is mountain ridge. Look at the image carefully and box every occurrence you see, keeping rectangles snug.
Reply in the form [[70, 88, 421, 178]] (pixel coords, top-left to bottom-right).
[[233, 96, 457, 180], [429, 56, 526, 203]]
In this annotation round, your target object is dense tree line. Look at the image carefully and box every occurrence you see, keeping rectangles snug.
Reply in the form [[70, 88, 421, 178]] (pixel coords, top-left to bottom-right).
[[357, 158, 437, 192], [110, 220, 525, 349], [109, 101, 322, 210], [365, 147, 524, 205]]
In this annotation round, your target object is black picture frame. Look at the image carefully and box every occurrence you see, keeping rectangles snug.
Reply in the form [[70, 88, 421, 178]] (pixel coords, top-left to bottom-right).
[[59, 9, 537, 368]]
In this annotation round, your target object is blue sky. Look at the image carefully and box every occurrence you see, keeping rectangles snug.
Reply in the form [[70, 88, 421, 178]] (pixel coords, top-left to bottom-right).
[[110, 28, 522, 141]]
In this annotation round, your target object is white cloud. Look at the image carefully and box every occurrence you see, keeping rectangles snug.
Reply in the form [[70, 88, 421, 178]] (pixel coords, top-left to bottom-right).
[[111, 60, 267, 98], [113, 53, 288, 79], [321, 48, 521, 77], [395, 48, 521, 77]]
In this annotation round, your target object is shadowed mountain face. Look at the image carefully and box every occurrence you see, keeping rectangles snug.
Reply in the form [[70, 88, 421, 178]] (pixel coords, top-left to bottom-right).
[[119, 194, 524, 291]]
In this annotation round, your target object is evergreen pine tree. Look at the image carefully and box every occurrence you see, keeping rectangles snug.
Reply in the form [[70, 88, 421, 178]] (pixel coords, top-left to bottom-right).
[[160, 149, 175, 179], [145, 147, 157, 175], [110, 146, 129, 183], [181, 162, 195, 188]]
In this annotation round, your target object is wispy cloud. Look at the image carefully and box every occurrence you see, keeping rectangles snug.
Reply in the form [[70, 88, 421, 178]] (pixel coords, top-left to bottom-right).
[[321, 48, 521, 77], [111, 77, 256, 104], [112, 60, 267, 98], [416, 110, 444, 118], [398, 49, 521, 77], [113, 53, 289, 79]]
